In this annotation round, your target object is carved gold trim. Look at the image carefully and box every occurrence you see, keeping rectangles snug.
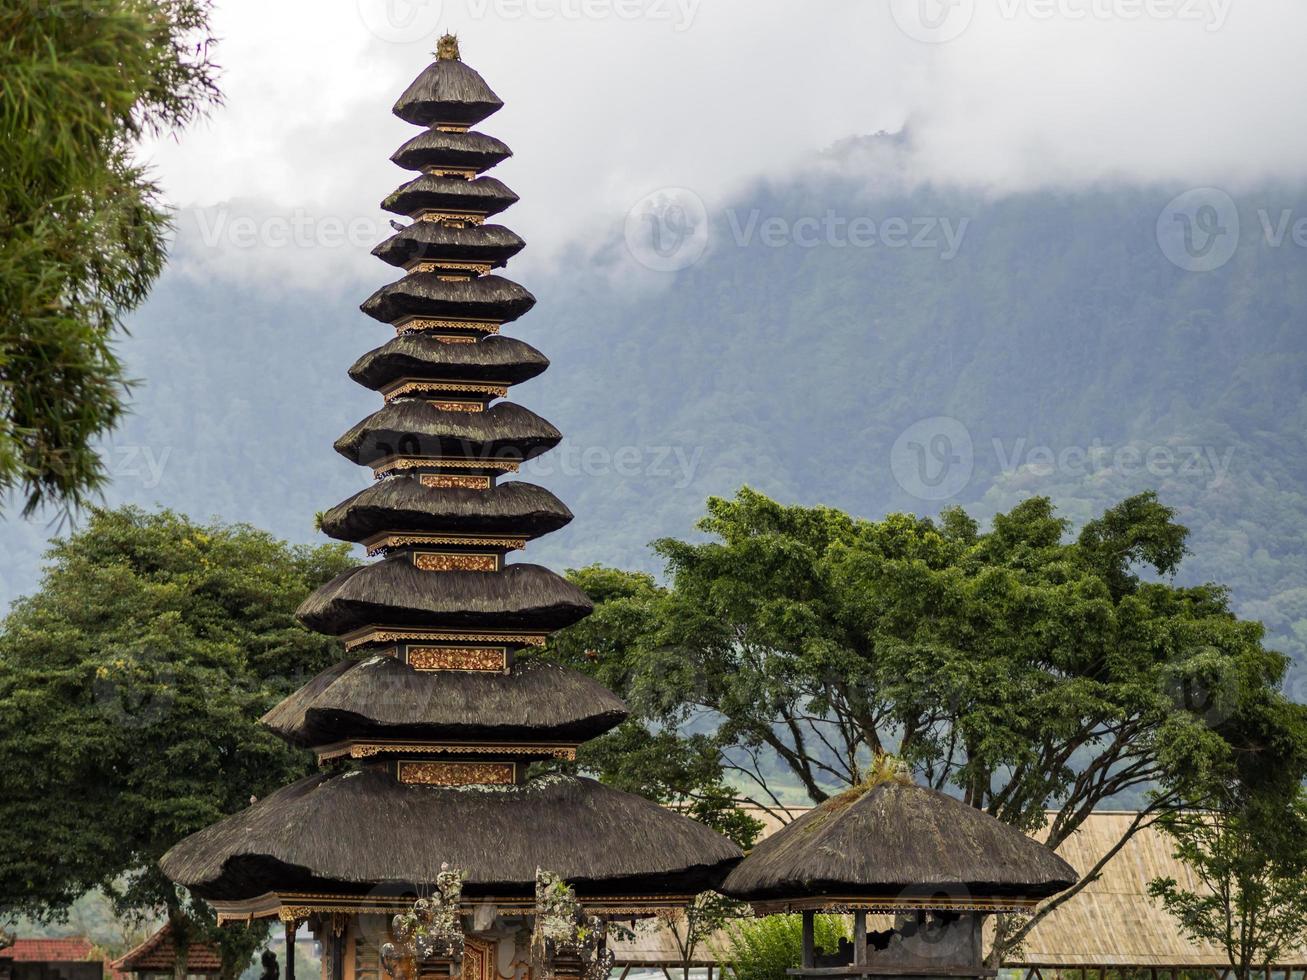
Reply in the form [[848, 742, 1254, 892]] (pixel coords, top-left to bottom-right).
[[394, 317, 501, 335], [406, 645, 508, 671], [364, 533, 525, 556], [407, 260, 492, 275], [419, 168, 478, 180], [412, 551, 499, 573], [398, 760, 516, 786], [342, 627, 548, 651], [419, 473, 491, 490], [383, 380, 509, 401], [435, 124, 471, 133], [427, 399, 484, 412], [316, 741, 577, 763], [415, 211, 487, 226], [434, 336, 476, 345], [372, 456, 520, 478], [747, 895, 1041, 915]]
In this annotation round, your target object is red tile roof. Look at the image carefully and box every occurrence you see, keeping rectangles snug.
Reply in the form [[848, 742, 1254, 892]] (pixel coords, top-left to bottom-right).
[[0, 939, 96, 963], [109, 925, 221, 975]]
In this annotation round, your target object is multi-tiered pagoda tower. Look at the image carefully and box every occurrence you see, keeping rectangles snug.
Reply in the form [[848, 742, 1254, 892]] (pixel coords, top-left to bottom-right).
[[162, 37, 741, 980]]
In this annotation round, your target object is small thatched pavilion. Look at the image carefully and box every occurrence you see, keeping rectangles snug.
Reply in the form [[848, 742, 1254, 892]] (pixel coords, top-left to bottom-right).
[[721, 773, 1076, 979], [161, 33, 741, 980]]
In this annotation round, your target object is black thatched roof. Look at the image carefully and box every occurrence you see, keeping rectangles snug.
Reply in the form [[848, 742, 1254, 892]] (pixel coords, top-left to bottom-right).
[[361, 274, 535, 325], [392, 129, 512, 173], [320, 478, 572, 543], [372, 222, 525, 270], [262, 656, 627, 748], [334, 401, 561, 468], [160, 770, 742, 902], [383, 175, 518, 219], [296, 559, 593, 635], [393, 58, 503, 128], [720, 782, 1077, 903], [348, 334, 547, 391]]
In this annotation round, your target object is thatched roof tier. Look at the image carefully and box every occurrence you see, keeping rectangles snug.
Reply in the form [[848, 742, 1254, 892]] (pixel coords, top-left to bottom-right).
[[296, 559, 593, 635], [393, 55, 503, 128], [361, 273, 535, 325], [333, 401, 561, 467], [320, 478, 571, 543], [372, 222, 525, 270], [392, 129, 512, 173], [160, 770, 742, 902], [383, 175, 518, 219], [348, 334, 547, 391], [261, 656, 627, 748], [720, 781, 1076, 907]]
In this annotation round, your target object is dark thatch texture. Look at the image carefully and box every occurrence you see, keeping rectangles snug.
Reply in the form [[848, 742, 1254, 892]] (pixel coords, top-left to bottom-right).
[[160, 770, 743, 901], [383, 175, 518, 219], [392, 129, 512, 173], [348, 334, 547, 391], [262, 656, 627, 747], [372, 222, 524, 270], [361, 274, 535, 325], [333, 401, 561, 467], [720, 782, 1077, 902], [320, 478, 572, 542], [296, 559, 593, 635], [393, 59, 503, 127]]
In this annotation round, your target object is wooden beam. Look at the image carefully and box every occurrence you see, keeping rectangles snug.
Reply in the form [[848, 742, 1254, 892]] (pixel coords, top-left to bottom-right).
[[285, 922, 296, 980], [851, 911, 866, 968], [801, 911, 815, 971]]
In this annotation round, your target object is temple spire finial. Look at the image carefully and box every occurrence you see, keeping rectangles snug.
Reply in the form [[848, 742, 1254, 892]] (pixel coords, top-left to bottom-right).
[[436, 33, 460, 61]]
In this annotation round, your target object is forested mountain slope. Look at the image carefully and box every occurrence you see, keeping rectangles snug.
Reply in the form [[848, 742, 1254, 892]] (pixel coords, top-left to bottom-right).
[[3, 164, 1304, 673]]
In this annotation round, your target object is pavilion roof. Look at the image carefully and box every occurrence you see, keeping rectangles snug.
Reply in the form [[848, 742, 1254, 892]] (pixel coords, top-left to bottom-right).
[[109, 925, 220, 976]]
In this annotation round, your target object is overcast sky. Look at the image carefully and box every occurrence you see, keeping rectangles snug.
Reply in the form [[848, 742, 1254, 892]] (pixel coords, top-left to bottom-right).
[[140, 0, 1307, 289]]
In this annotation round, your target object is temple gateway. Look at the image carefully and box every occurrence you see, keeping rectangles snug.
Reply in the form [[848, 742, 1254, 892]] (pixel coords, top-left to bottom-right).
[[161, 38, 1074, 980]]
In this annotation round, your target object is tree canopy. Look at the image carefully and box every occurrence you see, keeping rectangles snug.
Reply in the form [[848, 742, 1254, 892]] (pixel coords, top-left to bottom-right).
[[0, 507, 355, 975], [0, 0, 219, 514], [547, 487, 1307, 961]]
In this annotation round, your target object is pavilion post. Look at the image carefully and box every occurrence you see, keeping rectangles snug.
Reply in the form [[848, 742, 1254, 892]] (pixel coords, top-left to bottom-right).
[[330, 930, 345, 980], [284, 922, 295, 980], [851, 911, 867, 967], [800, 911, 815, 970]]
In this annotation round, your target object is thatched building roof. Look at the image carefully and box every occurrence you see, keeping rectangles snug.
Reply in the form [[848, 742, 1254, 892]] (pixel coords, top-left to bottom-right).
[[371, 222, 525, 270], [348, 334, 547, 390], [361, 273, 535, 325], [392, 129, 512, 173], [261, 656, 628, 748], [721, 781, 1075, 908], [296, 559, 593, 635], [383, 174, 518, 219], [159, 771, 741, 903]]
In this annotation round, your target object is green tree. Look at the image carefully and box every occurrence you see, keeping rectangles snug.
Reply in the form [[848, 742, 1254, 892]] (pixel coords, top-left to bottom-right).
[[1149, 790, 1307, 978], [715, 914, 848, 980], [0, 507, 356, 979], [551, 488, 1307, 963], [0, 0, 219, 514]]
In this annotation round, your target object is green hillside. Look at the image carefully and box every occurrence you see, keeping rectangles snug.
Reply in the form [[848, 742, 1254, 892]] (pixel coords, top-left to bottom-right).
[[2, 171, 1305, 675]]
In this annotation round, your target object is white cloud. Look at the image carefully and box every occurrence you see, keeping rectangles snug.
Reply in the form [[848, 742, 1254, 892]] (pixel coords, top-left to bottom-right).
[[140, 0, 1307, 289]]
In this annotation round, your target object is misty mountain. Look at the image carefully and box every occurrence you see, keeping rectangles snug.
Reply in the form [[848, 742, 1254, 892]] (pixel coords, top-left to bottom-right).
[[3, 165, 1305, 677]]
